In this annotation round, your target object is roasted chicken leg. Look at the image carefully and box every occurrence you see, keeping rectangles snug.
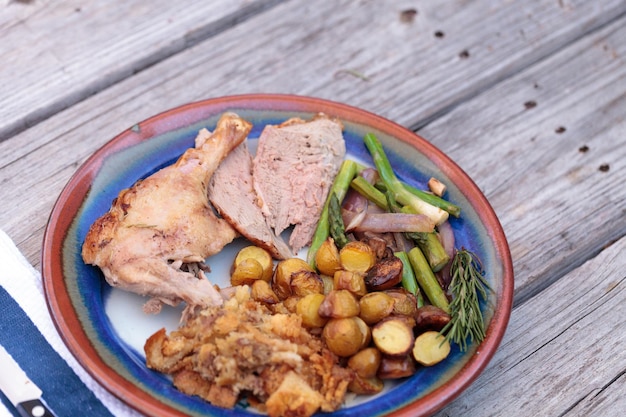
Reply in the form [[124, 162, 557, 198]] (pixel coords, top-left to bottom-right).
[[82, 112, 252, 313]]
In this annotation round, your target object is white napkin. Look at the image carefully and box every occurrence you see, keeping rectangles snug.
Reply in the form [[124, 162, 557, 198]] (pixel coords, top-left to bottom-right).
[[0, 229, 143, 417]]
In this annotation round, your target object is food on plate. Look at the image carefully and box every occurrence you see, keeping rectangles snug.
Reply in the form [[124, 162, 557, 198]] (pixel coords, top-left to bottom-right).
[[253, 114, 346, 253], [412, 331, 451, 366], [338, 240, 376, 273], [81, 109, 492, 415], [272, 257, 316, 300], [231, 245, 275, 283], [376, 355, 417, 379], [144, 287, 352, 416], [81, 112, 251, 314], [371, 317, 415, 357], [209, 141, 292, 259], [414, 305, 451, 332]]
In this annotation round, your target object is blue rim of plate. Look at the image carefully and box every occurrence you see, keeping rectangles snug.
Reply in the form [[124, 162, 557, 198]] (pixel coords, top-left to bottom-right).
[[42, 94, 514, 417]]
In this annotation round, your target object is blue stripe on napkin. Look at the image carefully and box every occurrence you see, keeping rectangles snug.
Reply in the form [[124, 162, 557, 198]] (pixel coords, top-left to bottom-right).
[[0, 287, 113, 417]]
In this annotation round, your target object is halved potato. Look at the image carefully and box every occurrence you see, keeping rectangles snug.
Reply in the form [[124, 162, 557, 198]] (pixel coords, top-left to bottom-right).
[[233, 246, 274, 282], [412, 331, 451, 366], [372, 317, 414, 357]]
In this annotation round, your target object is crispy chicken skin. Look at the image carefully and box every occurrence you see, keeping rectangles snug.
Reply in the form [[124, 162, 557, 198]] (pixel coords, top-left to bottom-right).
[[82, 112, 252, 312]]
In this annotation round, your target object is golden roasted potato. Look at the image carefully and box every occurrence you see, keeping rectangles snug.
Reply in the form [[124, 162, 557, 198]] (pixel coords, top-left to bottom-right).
[[347, 347, 382, 378], [385, 288, 418, 317], [290, 270, 324, 297], [322, 317, 368, 357], [365, 256, 403, 291], [377, 355, 416, 379], [315, 238, 342, 276], [348, 374, 384, 395], [412, 331, 451, 366], [372, 317, 415, 357], [333, 270, 367, 297], [233, 246, 274, 282], [296, 293, 328, 328], [250, 280, 280, 304], [272, 258, 314, 300], [415, 305, 451, 331], [318, 290, 360, 318], [359, 292, 395, 325], [360, 236, 389, 261], [339, 241, 376, 273], [230, 258, 264, 286], [355, 314, 372, 348]]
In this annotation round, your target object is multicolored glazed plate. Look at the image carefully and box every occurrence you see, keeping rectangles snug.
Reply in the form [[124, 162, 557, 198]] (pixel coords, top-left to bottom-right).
[[42, 95, 513, 417]]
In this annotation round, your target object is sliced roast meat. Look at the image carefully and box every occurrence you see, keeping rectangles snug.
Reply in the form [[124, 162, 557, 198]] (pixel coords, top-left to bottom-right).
[[253, 114, 346, 253], [209, 141, 292, 259]]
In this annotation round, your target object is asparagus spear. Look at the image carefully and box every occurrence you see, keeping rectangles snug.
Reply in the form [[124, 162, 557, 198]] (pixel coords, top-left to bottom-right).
[[402, 206, 450, 272], [328, 192, 349, 249], [353, 160, 461, 217], [350, 175, 388, 209], [402, 182, 461, 218], [395, 251, 425, 307], [307, 160, 358, 267], [363, 133, 449, 225], [408, 247, 450, 313]]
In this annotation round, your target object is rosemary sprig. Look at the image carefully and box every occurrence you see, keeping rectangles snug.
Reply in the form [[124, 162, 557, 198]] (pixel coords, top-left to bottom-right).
[[441, 248, 492, 352]]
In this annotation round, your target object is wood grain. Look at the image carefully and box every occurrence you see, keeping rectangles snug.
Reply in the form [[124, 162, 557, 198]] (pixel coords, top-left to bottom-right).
[[434, 235, 626, 416], [0, 0, 283, 140]]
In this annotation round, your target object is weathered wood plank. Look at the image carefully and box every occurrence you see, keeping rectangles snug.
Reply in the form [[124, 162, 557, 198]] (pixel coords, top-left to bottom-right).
[[0, 0, 283, 140], [1, 0, 625, 269], [2, 0, 625, 142], [434, 235, 626, 417], [419, 16, 626, 304]]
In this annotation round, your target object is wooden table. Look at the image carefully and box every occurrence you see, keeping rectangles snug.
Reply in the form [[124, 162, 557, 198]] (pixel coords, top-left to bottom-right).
[[1, 0, 624, 415]]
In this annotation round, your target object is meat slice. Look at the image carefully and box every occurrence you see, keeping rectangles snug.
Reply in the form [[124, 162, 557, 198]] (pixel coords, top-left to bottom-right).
[[208, 141, 292, 259], [81, 112, 252, 313], [252, 114, 345, 253]]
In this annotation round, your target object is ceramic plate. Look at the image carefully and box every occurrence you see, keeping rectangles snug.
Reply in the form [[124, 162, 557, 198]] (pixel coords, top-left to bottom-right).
[[42, 94, 513, 417]]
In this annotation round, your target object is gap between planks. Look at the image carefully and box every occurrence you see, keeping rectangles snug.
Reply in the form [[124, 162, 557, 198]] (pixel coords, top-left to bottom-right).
[[0, 0, 287, 142], [409, 6, 626, 133]]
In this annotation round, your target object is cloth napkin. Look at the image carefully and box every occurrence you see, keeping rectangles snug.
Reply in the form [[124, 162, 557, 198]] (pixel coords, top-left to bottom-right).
[[0, 229, 143, 417]]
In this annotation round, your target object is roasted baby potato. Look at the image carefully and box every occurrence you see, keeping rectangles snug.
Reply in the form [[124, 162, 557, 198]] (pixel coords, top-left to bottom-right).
[[290, 270, 324, 297], [365, 256, 403, 291], [230, 258, 264, 286], [412, 331, 451, 366], [315, 237, 342, 276], [339, 241, 376, 273], [333, 270, 367, 297], [296, 293, 328, 328], [372, 317, 415, 357], [358, 292, 395, 325], [347, 347, 382, 378], [233, 246, 274, 282], [360, 236, 389, 261], [385, 288, 418, 317], [323, 317, 369, 357], [272, 258, 314, 300], [377, 355, 416, 379], [250, 280, 280, 304], [415, 305, 451, 331], [318, 290, 360, 318]]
